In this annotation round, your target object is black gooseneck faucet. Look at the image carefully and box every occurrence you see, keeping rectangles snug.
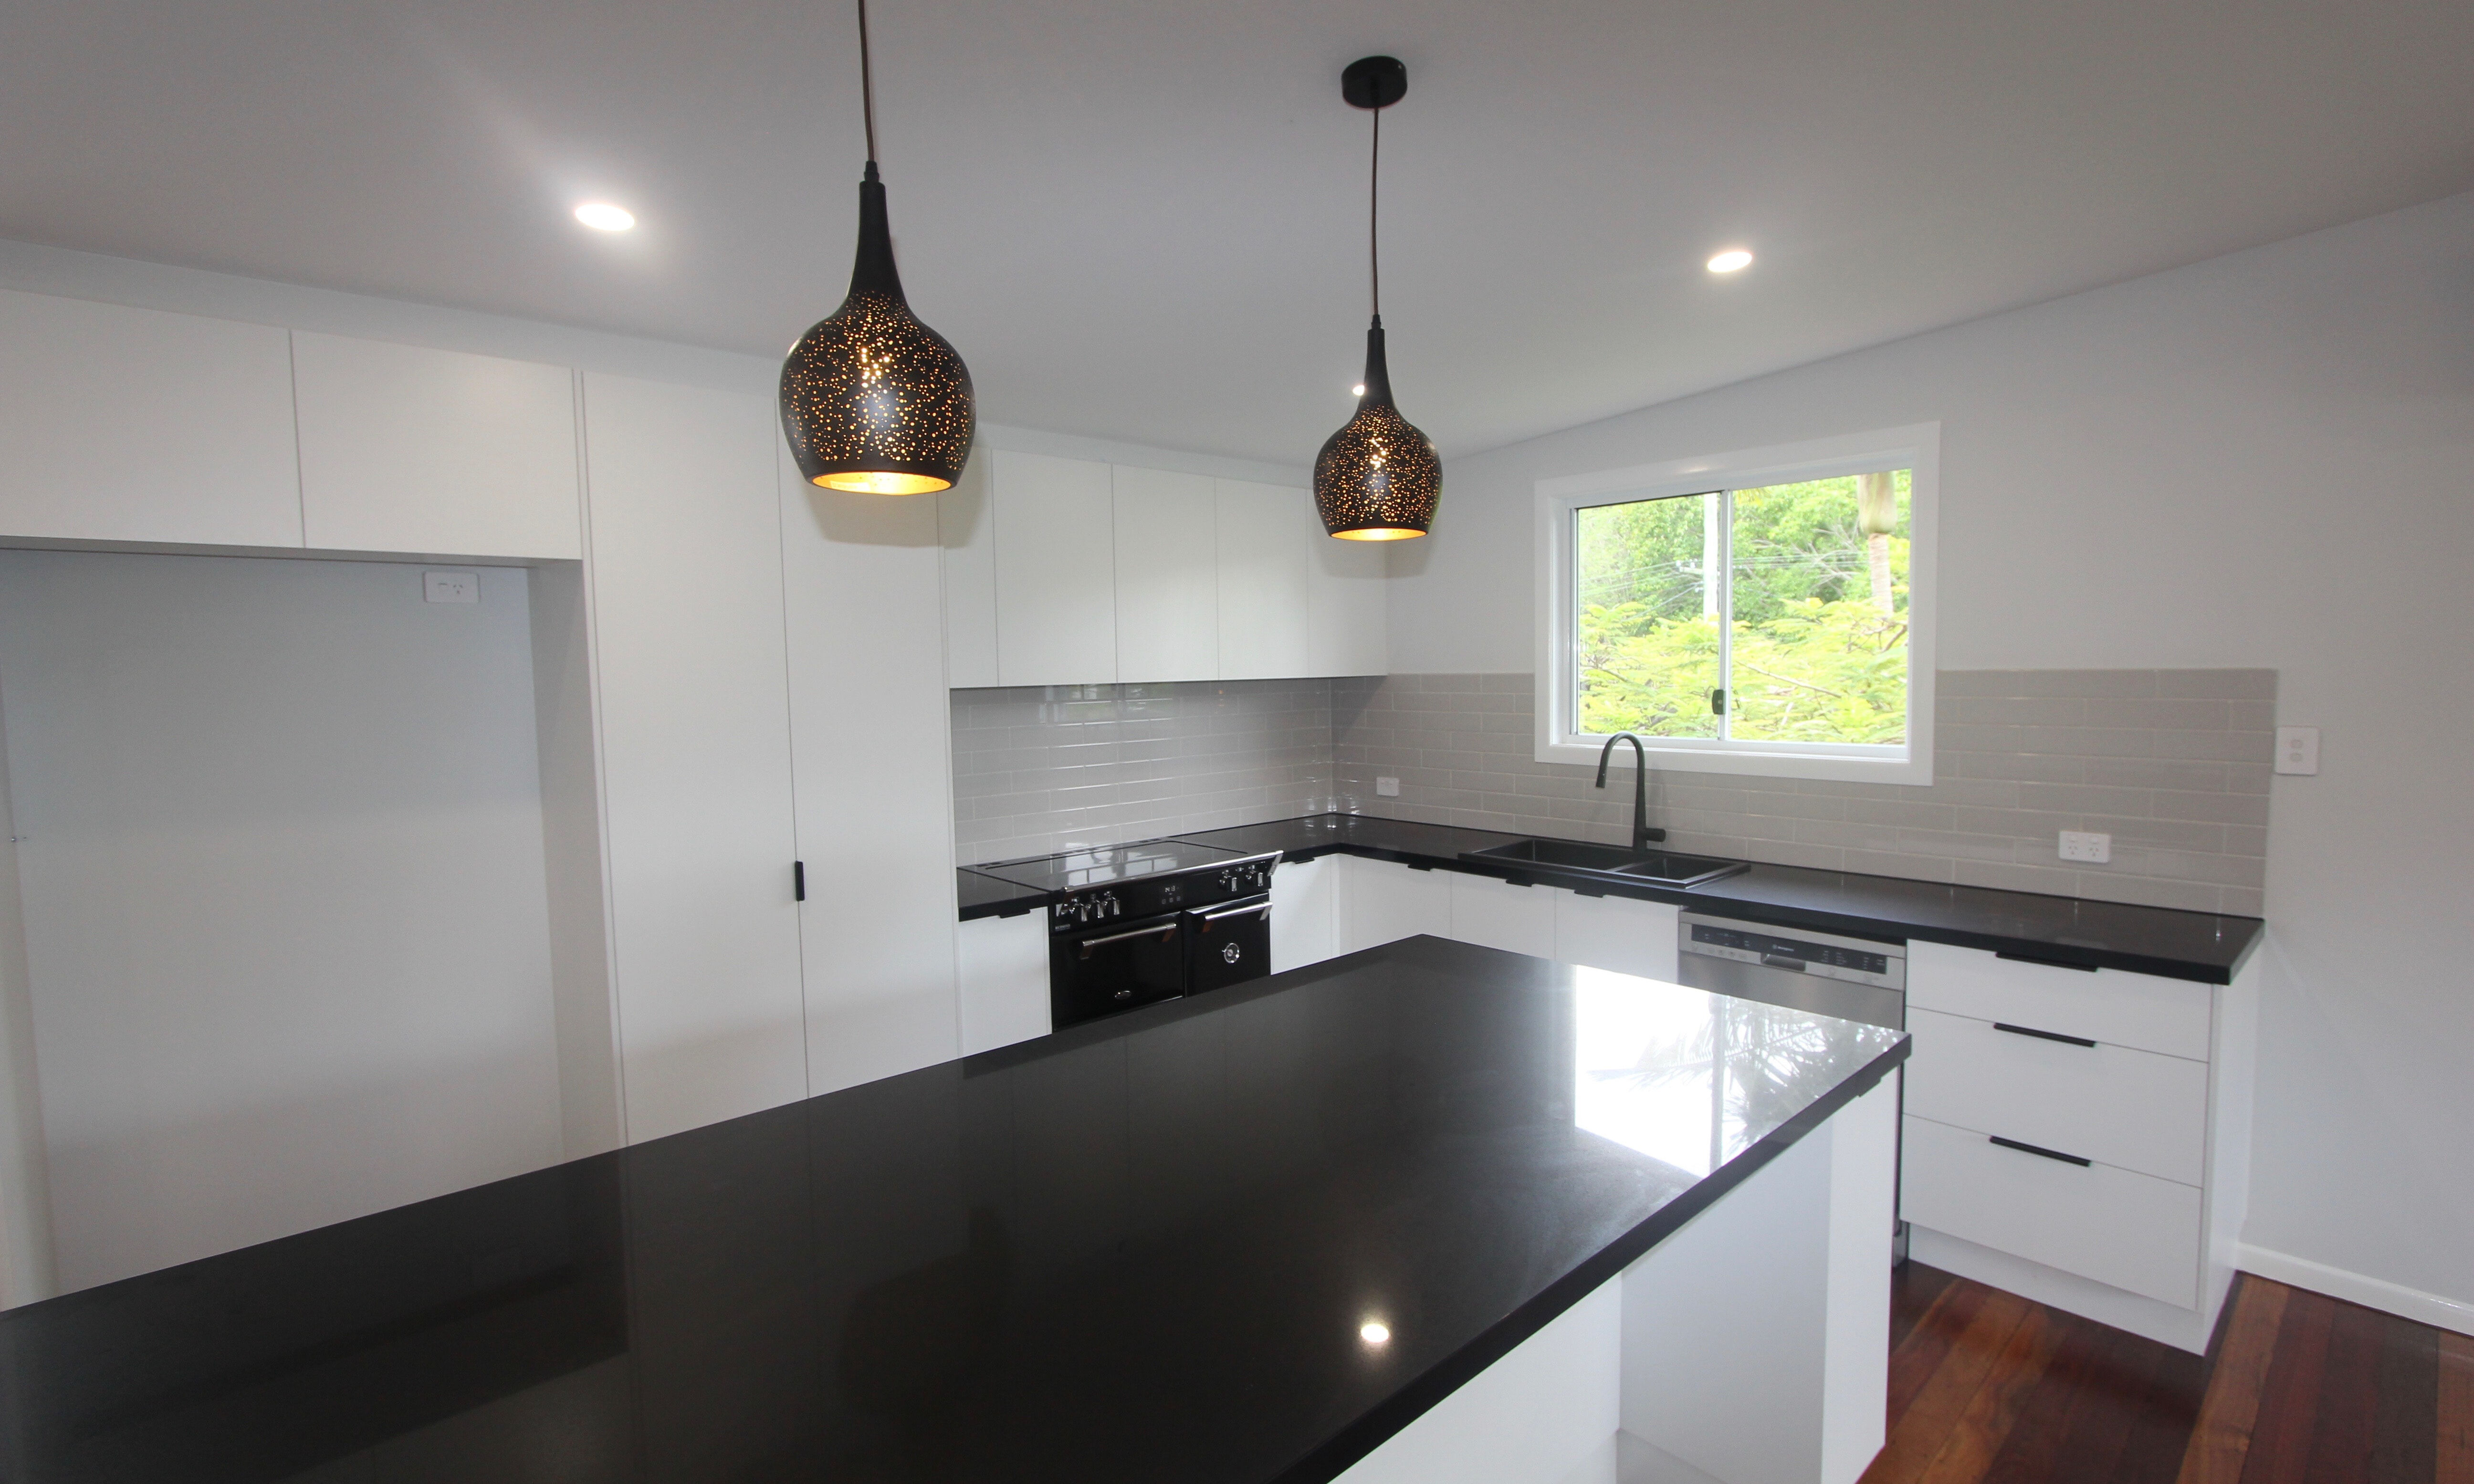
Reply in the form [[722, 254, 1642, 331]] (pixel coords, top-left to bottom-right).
[[1593, 732, 1667, 854]]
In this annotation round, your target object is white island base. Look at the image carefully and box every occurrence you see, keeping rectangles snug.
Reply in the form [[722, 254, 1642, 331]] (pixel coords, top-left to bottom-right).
[[1336, 1075, 1899, 1484]]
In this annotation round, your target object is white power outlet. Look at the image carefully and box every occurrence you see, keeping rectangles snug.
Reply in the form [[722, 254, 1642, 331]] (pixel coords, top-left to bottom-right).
[[424, 570, 479, 604], [2275, 726, 2320, 775], [1375, 776, 1401, 797], [2058, 830, 2111, 864]]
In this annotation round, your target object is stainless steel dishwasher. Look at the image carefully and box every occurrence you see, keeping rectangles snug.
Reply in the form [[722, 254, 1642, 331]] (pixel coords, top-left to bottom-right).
[[1674, 912, 1906, 1030], [1676, 910, 1910, 1261]]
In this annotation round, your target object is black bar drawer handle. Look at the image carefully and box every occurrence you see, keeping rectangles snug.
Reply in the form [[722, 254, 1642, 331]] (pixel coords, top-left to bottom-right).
[[1989, 1135, 2092, 1167], [1993, 1022, 2097, 1048], [1995, 949, 2097, 972]]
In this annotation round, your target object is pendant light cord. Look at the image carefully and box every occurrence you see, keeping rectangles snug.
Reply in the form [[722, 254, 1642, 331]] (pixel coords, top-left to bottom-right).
[[857, 0, 879, 166], [1369, 105, 1381, 319]]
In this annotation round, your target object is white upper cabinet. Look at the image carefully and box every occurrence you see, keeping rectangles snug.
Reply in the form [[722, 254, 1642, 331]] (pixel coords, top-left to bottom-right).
[[0, 290, 302, 548], [1309, 532, 1388, 677], [1214, 478, 1313, 680], [1111, 466, 1218, 683], [992, 450, 1117, 687], [293, 332, 581, 559], [777, 450, 962, 1096], [580, 373, 807, 1144], [938, 454, 999, 688], [935, 453, 1388, 690]]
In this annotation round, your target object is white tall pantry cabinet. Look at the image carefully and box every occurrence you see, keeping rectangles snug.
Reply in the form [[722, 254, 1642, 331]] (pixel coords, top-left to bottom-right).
[[579, 375, 808, 1144], [776, 458, 963, 1095]]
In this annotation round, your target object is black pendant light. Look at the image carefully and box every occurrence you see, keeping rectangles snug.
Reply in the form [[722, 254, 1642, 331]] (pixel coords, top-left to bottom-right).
[[1314, 56, 1440, 541], [780, 0, 975, 494]]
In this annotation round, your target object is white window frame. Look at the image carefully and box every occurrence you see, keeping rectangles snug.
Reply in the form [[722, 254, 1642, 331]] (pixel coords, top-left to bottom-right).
[[1534, 424, 1939, 785]]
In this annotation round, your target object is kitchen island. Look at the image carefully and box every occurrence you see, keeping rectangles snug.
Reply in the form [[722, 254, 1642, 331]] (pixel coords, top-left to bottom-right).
[[0, 937, 1906, 1484]]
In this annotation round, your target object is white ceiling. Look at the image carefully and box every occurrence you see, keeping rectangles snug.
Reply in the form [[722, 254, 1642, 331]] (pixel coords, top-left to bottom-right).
[[4, 1, 2470, 462]]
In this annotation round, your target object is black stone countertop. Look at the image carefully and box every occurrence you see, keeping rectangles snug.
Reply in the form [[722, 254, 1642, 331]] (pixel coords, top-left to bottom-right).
[[0, 938, 1905, 1484], [960, 813, 2264, 984]]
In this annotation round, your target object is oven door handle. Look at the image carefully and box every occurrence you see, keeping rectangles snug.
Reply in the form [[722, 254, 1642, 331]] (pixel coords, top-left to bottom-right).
[[1076, 922, 1182, 958], [1191, 900, 1272, 931]]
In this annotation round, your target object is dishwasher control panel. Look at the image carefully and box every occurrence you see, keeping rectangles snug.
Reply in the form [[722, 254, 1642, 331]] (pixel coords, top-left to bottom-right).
[[1681, 920, 1905, 987]]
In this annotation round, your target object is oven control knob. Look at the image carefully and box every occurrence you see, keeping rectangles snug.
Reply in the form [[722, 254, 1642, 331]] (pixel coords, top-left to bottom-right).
[[1113, 989, 1133, 1001]]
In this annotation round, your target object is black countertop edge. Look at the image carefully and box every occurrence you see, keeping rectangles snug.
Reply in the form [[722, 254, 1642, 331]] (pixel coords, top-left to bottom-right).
[[1271, 1019, 1910, 1484], [957, 815, 2264, 984]]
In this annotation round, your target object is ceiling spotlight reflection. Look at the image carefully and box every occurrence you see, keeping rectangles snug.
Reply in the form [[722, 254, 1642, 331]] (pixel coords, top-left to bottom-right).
[[1360, 1321, 1391, 1345], [575, 203, 637, 232], [1706, 249, 1752, 273]]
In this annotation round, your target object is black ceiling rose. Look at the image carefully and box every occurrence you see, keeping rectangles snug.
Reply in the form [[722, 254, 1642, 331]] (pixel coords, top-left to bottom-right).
[[1341, 55, 1407, 110], [1314, 54, 1439, 541], [778, 0, 975, 495]]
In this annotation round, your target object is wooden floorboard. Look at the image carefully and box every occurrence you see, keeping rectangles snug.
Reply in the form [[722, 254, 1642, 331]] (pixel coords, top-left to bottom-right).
[[2438, 1331, 2473, 1484], [2244, 1285, 2338, 1484], [1869, 1265, 2464, 1484], [2180, 1276, 2290, 1484]]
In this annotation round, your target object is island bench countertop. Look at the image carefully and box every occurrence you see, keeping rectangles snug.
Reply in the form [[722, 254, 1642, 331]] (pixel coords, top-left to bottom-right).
[[0, 937, 1905, 1484], [959, 813, 2265, 984]]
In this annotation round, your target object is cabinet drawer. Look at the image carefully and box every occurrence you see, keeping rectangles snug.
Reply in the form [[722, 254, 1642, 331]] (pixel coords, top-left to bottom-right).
[[1902, 1114, 2202, 1309], [1905, 1007, 2209, 1185], [1908, 941, 2212, 1061]]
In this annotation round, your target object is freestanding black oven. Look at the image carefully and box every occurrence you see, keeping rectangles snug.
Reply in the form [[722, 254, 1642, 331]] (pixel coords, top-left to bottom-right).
[[967, 842, 1282, 1031]]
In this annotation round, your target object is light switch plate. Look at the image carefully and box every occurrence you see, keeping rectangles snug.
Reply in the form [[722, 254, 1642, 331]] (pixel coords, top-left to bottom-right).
[[1375, 776, 1401, 797], [424, 570, 479, 605], [2059, 830, 2111, 864], [2275, 726, 2319, 775]]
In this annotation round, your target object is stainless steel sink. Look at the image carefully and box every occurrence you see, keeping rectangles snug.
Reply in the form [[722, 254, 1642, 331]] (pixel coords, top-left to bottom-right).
[[1460, 838, 1749, 888]]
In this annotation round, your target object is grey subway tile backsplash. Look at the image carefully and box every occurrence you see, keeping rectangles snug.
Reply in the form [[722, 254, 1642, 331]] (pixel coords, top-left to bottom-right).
[[951, 669, 2275, 914], [950, 679, 1341, 864]]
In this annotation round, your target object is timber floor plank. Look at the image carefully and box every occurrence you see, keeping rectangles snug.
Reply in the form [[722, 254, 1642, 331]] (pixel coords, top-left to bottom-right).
[[1869, 1265, 2462, 1484], [2435, 1331, 2471, 1484]]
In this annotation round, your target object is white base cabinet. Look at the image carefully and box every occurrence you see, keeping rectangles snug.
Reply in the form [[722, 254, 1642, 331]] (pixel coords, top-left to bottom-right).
[[1278, 856, 1683, 988], [1898, 940, 2258, 1353], [1552, 892, 1680, 983], [957, 913, 1050, 1056], [1335, 856, 1453, 955], [1448, 873, 1558, 958], [1269, 857, 1338, 973]]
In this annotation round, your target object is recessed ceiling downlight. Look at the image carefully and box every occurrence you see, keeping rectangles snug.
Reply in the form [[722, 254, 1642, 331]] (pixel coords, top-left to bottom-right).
[[1707, 249, 1752, 273], [575, 203, 636, 232]]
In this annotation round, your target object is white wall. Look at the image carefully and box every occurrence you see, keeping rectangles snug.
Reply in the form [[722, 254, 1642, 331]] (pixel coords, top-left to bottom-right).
[[0, 551, 568, 1293], [1388, 191, 2474, 1314]]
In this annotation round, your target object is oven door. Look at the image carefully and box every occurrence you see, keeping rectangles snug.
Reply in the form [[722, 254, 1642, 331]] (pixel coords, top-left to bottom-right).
[[1050, 913, 1186, 1030], [1183, 894, 1272, 996]]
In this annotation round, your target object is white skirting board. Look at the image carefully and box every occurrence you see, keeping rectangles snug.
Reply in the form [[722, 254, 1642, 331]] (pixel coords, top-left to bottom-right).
[[2235, 1243, 2474, 1338]]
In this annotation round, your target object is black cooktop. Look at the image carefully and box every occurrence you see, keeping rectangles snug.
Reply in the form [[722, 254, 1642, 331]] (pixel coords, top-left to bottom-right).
[[964, 839, 1258, 895]]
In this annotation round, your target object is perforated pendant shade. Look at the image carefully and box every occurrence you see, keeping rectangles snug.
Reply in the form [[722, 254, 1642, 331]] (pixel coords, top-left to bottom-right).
[[780, 164, 976, 494], [1314, 321, 1439, 539]]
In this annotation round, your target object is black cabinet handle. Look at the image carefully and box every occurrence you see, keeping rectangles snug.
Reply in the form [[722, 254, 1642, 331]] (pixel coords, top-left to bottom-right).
[[794, 861, 806, 901], [1989, 1135, 2092, 1167], [1995, 949, 2097, 972], [1993, 1022, 2097, 1048]]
